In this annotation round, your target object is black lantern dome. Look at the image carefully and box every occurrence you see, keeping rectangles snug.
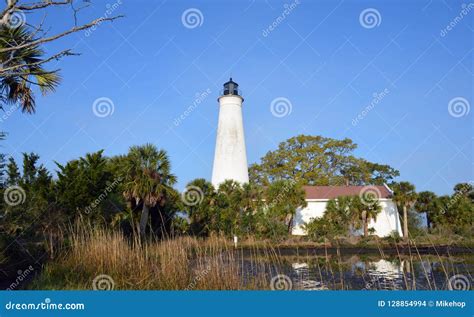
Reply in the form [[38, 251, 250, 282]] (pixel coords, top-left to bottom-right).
[[223, 77, 240, 96]]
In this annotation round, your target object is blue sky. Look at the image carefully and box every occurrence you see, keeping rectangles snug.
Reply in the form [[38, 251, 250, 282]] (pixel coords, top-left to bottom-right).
[[2, 0, 473, 195]]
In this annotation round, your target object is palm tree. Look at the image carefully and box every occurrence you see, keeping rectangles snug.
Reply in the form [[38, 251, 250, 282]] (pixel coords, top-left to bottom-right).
[[347, 196, 363, 235], [264, 180, 307, 234], [414, 191, 437, 229], [363, 196, 382, 237], [350, 195, 382, 238], [391, 182, 417, 240], [240, 183, 263, 235], [215, 180, 243, 236], [122, 144, 176, 239], [0, 25, 61, 113], [183, 178, 216, 237], [324, 196, 352, 236]]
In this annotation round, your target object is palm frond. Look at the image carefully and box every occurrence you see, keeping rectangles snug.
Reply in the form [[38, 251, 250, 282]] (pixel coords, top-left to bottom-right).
[[0, 25, 61, 112]]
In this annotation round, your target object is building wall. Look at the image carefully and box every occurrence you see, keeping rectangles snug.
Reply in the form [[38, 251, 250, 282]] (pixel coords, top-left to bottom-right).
[[292, 199, 403, 237]]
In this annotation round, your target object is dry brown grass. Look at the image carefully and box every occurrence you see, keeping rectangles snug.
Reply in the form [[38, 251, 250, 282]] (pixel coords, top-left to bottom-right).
[[31, 224, 275, 290]]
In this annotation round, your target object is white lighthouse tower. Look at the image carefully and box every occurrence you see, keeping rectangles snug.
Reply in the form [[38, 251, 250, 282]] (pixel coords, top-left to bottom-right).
[[211, 78, 249, 188]]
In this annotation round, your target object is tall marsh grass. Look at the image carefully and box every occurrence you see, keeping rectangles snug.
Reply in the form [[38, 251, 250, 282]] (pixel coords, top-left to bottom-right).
[[31, 224, 276, 290]]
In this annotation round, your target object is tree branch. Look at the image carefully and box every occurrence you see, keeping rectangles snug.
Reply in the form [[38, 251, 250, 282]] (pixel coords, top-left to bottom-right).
[[16, 0, 71, 11], [0, 0, 18, 23], [0, 15, 123, 53], [0, 49, 77, 75]]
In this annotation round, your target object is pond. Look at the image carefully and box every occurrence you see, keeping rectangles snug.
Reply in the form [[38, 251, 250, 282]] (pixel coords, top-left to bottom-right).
[[240, 252, 474, 291]]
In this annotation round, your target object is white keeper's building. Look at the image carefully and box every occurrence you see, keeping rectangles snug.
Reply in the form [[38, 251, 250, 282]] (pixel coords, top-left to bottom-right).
[[292, 185, 403, 237]]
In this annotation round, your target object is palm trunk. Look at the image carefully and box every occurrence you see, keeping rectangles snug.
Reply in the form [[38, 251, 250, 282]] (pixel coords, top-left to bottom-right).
[[126, 200, 137, 238], [139, 204, 150, 240], [403, 205, 408, 240], [287, 214, 294, 234]]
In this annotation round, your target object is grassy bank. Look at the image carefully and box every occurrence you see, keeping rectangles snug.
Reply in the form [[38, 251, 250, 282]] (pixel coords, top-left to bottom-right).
[[238, 232, 474, 251]]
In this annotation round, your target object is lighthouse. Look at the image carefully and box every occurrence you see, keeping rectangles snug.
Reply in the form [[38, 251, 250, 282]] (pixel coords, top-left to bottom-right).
[[211, 78, 249, 188]]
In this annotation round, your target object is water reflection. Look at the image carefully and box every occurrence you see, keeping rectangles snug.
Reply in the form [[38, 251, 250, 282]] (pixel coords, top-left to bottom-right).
[[363, 259, 404, 290], [243, 253, 473, 290], [292, 262, 328, 290]]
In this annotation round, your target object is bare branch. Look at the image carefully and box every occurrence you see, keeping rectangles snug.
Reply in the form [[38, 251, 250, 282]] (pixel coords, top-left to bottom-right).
[[1, 1, 70, 26], [0, 0, 18, 23], [16, 1, 71, 11], [20, 74, 58, 86], [69, 0, 90, 26], [0, 15, 123, 53], [0, 49, 77, 75], [25, 13, 47, 40], [3, 69, 59, 77]]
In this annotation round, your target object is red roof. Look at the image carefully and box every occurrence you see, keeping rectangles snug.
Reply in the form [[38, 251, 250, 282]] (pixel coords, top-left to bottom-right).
[[303, 185, 392, 200]]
